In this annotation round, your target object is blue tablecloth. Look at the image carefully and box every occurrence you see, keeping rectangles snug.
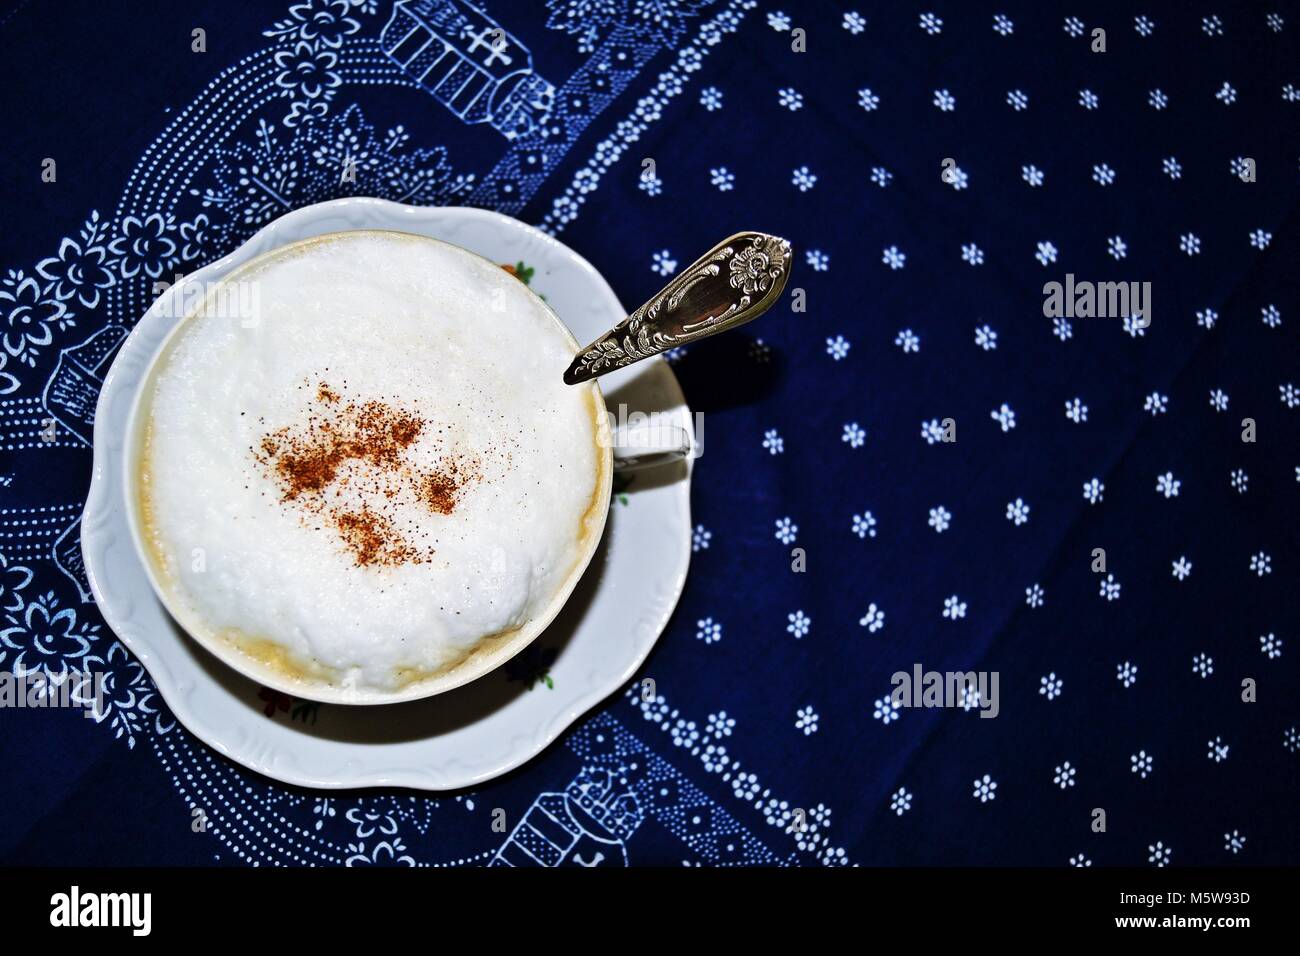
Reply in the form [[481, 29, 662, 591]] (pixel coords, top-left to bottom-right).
[[2, 0, 1298, 866]]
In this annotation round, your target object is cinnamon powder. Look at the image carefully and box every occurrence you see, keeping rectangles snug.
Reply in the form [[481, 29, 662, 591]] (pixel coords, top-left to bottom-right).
[[333, 507, 420, 567], [253, 381, 479, 566]]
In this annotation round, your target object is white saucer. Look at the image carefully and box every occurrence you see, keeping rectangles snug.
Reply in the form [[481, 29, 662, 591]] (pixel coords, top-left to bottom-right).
[[82, 198, 693, 790]]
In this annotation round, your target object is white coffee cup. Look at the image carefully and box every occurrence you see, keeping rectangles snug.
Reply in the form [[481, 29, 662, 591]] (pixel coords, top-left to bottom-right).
[[124, 230, 688, 705]]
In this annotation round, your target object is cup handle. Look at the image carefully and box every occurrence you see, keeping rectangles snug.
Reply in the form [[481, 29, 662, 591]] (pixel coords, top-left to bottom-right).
[[611, 422, 692, 472]]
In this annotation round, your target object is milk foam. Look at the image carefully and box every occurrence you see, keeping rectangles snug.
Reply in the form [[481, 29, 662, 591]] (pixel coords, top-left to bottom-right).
[[140, 232, 602, 691]]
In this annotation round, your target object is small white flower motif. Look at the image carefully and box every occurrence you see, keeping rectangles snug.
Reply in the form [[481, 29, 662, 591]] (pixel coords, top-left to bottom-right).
[[652, 249, 677, 276], [890, 787, 912, 816], [959, 685, 981, 712], [1082, 478, 1104, 505], [826, 335, 850, 360], [920, 418, 946, 445], [1193, 653, 1214, 678], [932, 89, 956, 112], [692, 524, 712, 552], [1123, 314, 1147, 338], [1249, 551, 1272, 576], [1266, 12, 1284, 32], [1261, 304, 1281, 328], [787, 610, 811, 639], [919, 12, 943, 35], [732, 772, 760, 801], [1134, 15, 1154, 37], [806, 249, 829, 272], [671, 718, 700, 748], [1006, 497, 1030, 525], [1053, 318, 1073, 342], [696, 617, 721, 644], [895, 328, 920, 353], [1162, 156, 1183, 179], [1035, 241, 1058, 266], [1197, 308, 1218, 329], [638, 172, 662, 196], [1145, 391, 1168, 415], [1260, 632, 1282, 659], [1070, 854, 1092, 868], [1156, 472, 1181, 498], [1107, 235, 1127, 259], [857, 88, 880, 112], [882, 246, 906, 270], [1282, 384, 1300, 408], [772, 517, 799, 546], [1131, 750, 1153, 778], [1149, 842, 1172, 868], [795, 705, 819, 735], [777, 87, 803, 111], [1202, 14, 1224, 36], [1207, 736, 1230, 763], [699, 744, 727, 774], [1053, 761, 1076, 788], [873, 695, 900, 724], [946, 166, 968, 190], [1285, 83, 1300, 103], [1225, 830, 1246, 854], [942, 595, 967, 620], [1092, 163, 1116, 185], [961, 243, 984, 265], [759, 801, 790, 832], [1215, 81, 1237, 105], [1172, 557, 1193, 580], [1230, 155, 1253, 179], [859, 602, 885, 633], [1063, 16, 1084, 38], [1179, 233, 1201, 255], [842, 422, 866, 448], [973, 774, 997, 803], [928, 506, 952, 533], [1078, 89, 1099, 110], [1099, 574, 1121, 602], [842, 11, 866, 34], [974, 325, 998, 350], [1065, 398, 1088, 423], [1040, 673, 1063, 700], [1006, 89, 1028, 111], [766, 11, 790, 31], [1250, 228, 1272, 250], [699, 85, 723, 111], [1148, 88, 1168, 110], [1230, 468, 1248, 494], [851, 511, 878, 539], [707, 711, 735, 737], [870, 166, 893, 187], [991, 403, 1017, 432], [1209, 388, 1229, 412], [762, 428, 784, 455], [991, 12, 1014, 35], [1287, 727, 1300, 753], [791, 165, 817, 191], [1117, 661, 1138, 688], [1026, 584, 1044, 608], [709, 166, 735, 191], [1022, 164, 1044, 187]]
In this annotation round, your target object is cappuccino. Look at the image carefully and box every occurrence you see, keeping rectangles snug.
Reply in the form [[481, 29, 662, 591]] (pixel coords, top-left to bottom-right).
[[133, 231, 610, 698]]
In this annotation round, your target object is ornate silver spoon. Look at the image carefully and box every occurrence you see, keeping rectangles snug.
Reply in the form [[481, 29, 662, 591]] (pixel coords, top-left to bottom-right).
[[563, 231, 792, 385]]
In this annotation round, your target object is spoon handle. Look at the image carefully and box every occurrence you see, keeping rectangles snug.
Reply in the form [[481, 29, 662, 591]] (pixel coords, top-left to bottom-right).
[[563, 231, 793, 385]]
